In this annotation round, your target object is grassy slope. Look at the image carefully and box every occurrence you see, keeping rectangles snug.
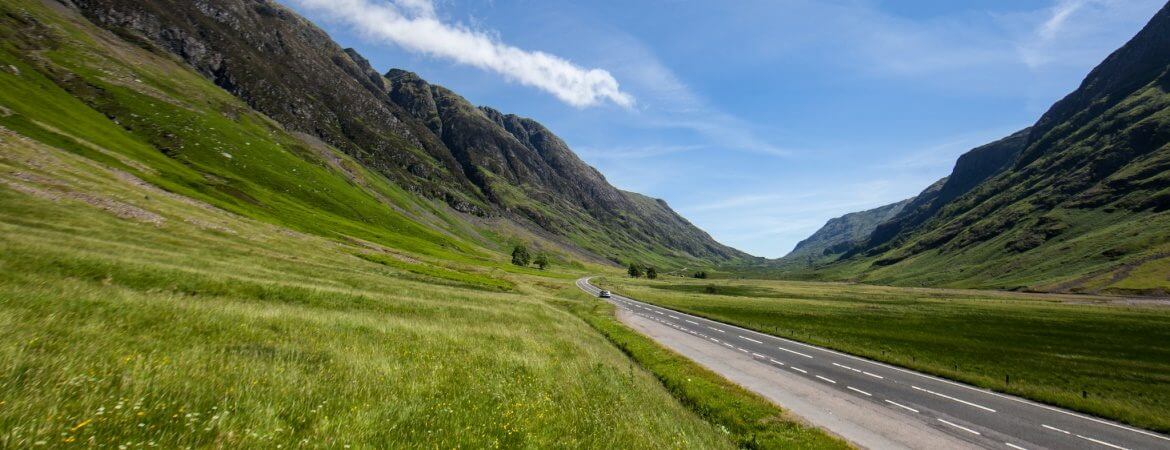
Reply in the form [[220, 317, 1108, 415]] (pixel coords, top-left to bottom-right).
[[0, 138, 729, 447], [594, 277, 1170, 433], [0, 0, 839, 447], [560, 293, 847, 450]]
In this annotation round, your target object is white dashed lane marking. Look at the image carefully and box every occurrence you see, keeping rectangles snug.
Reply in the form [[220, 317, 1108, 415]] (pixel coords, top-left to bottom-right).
[[938, 419, 981, 436], [912, 386, 997, 413], [885, 400, 919, 414], [777, 346, 814, 359], [1075, 434, 1128, 450], [847, 386, 871, 396]]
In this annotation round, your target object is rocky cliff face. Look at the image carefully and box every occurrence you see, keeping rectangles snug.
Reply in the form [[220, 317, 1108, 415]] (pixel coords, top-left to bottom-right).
[[68, 0, 743, 264]]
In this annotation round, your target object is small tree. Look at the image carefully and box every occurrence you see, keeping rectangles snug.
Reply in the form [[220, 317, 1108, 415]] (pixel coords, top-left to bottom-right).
[[511, 245, 531, 267], [534, 254, 549, 270], [646, 267, 658, 279], [628, 263, 644, 278], [692, 271, 708, 279]]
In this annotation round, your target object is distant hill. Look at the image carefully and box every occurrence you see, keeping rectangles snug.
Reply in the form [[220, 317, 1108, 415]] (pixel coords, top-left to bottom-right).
[[774, 198, 913, 268], [772, 3, 1170, 295], [59, 0, 743, 267]]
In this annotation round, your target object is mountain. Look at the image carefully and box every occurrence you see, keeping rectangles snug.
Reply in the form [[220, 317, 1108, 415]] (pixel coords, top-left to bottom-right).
[[59, 0, 742, 267], [858, 129, 1031, 255], [790, 4, 1170, 295], [776, 198, 913, 267]]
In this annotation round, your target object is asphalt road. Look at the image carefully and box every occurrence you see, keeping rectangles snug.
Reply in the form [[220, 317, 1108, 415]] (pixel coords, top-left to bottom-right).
[[577, 277, 1170, 450]]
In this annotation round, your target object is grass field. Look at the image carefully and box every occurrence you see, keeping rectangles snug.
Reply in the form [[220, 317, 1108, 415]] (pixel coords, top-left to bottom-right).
[[0, 126, 849, 448], [593, 276, 1170, 433], [0, 132, 740, 448]]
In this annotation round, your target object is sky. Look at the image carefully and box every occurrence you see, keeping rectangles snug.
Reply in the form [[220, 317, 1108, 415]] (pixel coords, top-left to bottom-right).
[[282, 0, 1166, 258]]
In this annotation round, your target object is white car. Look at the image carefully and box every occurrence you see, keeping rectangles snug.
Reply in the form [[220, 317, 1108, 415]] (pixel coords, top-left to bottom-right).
[[598, 290, 612, 298]]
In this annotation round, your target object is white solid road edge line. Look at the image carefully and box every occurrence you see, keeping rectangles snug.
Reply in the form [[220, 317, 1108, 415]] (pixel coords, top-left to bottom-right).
[[938, 418, 981, 435], [884, 400, 920, 413], [912, 385, 997, 413], [578, 278, 1170, 443]]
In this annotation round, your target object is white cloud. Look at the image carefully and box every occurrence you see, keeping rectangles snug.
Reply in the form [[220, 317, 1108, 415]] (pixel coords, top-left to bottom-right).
[[287, 0, 634, 108]]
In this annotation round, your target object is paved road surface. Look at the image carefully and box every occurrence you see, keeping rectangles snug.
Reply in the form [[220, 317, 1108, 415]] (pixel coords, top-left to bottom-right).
[[577, 277, 1170, 450]]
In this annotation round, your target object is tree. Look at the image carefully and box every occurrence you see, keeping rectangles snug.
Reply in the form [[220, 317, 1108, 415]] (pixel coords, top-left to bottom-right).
[[646, 267, 658, 279], [628, 263, 644, 278], [511, 245, 531, 267], [692, 271, 708, 279], [534, 254, 549, 270]]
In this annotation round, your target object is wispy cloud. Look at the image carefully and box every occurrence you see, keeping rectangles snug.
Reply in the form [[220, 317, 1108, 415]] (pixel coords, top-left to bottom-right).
[[1040, 0, 1087, 40], [288, 0, 634, 108], [1017, 0, 1163, 69], [575, 144, 705, 160], [540, 23, 797, 158]]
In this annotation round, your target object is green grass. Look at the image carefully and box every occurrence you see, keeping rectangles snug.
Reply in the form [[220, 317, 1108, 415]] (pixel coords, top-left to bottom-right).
[[0, 2, 801, 445], [0, 128, 751, 448], [595, 276, 1170, 433], [558, 291, 848, 450]]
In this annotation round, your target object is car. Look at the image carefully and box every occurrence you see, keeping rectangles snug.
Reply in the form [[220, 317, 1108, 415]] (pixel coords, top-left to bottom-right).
[[598, 290, 612, 298]]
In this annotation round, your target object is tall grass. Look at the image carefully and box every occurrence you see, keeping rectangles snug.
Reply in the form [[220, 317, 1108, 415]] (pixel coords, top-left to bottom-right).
[[0, 135, 738, 448]]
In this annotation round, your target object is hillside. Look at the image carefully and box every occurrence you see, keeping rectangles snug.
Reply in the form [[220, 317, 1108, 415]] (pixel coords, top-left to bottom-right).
[[62, 0, 743, 268], [774, 198, 912, 267], [786, 3, 1170, 295]]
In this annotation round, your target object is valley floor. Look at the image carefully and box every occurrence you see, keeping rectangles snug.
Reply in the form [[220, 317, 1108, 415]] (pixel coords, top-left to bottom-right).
[[592, 276, 1170, 434]]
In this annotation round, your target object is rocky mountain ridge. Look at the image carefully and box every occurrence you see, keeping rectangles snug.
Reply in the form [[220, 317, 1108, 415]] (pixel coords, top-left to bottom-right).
[[67, 0, 744, 265]]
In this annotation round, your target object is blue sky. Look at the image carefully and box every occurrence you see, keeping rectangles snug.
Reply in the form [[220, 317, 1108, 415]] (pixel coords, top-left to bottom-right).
[[284, 0, 1165, 257]]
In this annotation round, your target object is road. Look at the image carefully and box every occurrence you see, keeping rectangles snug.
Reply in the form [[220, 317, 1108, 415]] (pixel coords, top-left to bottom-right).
[[577, 277, 1170, 450]]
